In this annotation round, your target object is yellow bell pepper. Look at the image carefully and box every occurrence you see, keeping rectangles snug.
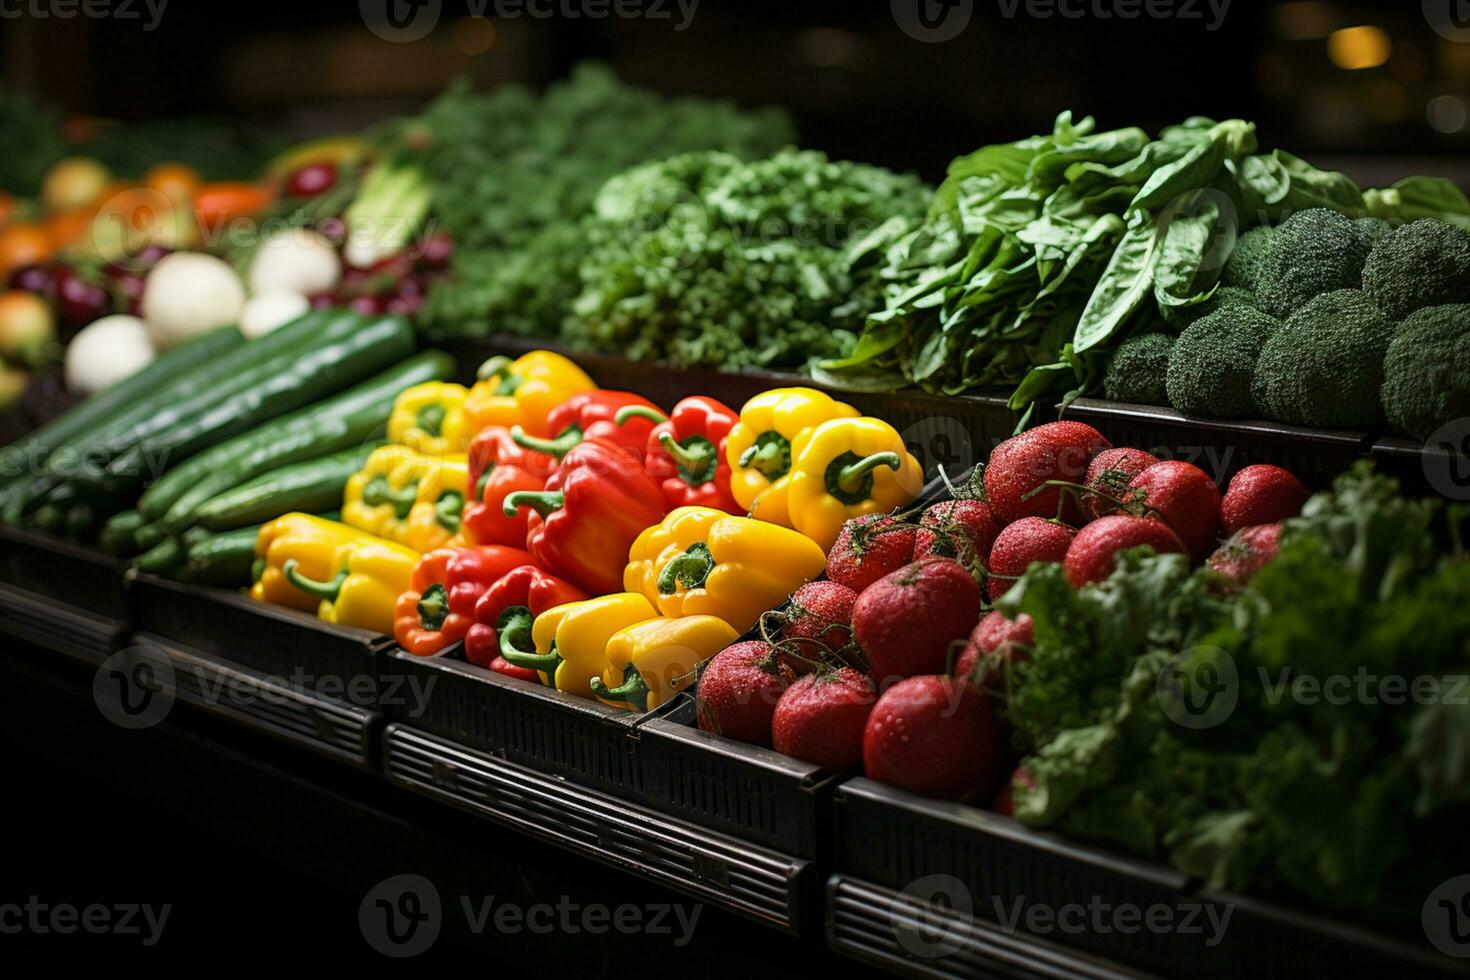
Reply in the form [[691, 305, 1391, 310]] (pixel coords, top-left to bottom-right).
[[786, 416, 924, 552], [725, 387, 858, 528], [281, 535, 420, 635], [453, 350, 596, 443], [499, 592, 658, 698], [388, 381, 470, 455], [341, 445, 470, 553], [623, 506, 827, 633], [251, 513, 370, 612], [592, 615, 739, 712]]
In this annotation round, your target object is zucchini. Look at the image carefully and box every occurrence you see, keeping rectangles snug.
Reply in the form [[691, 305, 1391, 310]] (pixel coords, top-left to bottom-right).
[[191, 444, 381, 532], [0, 326, 244, 497], [147, 349, 454, 531]]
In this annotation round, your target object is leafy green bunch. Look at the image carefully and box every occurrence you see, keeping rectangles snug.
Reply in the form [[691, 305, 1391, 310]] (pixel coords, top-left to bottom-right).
[[563, 148, 929, 371], [413, 64, 795, 340], [999, 464, 1470, 922]]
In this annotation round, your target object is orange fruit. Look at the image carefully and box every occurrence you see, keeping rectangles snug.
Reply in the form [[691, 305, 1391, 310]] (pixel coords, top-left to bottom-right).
[[0, 222, 54, 277], [144, 162, 203, 204]]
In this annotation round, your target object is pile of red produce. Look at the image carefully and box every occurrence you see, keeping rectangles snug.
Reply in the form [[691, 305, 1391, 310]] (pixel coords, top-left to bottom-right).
[[695, 420, 1314, 806]]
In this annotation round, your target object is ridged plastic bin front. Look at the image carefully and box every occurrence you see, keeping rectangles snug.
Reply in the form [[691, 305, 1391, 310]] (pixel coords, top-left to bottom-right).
[[0, 524, 131, 662]]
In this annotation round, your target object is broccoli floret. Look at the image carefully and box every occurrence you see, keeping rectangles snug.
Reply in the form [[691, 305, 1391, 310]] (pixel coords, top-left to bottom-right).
[[1251, 290, 1393, 429], [1361, 218, 1470, 320], [1166, 306, 1282, 419], [1223, 226, 1275, 293], [1162, 285, 1260, 330], [1256, 209, 1374, 318], [1104, 332, 1174, 405], [1355, 216, 1394, 249], [1380, 304, 1470, 441]]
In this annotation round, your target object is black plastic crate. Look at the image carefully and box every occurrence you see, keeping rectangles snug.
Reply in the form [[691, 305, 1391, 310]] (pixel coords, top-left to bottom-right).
[[127, 573, 390, 707], [1057, 399, 1371, 490], [0, 523, 130, 622], [125, 632, 382, 769], [447, 337, 1024, 482], [0, 579, 128, 666], [381, 722, 813, 934], [831, 778, 1470, 979], [1369, 435, 1470, 503]]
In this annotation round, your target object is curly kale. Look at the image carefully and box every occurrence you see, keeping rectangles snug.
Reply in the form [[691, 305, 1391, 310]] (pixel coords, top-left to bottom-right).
[[1103, 332, 1174, 406], [1166, 305, 1281, 418], [565, 149, 928, 370], [414, 65, 795, 340], [1361, 218, 1470, 320], [1251, 289, 1394, 429], [1256, 208, 1374, 318], [1381, 304, 1470, 441]]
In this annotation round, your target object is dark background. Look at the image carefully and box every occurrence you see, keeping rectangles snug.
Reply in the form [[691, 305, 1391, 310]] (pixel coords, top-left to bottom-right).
[[3, 0, 1469, 187]]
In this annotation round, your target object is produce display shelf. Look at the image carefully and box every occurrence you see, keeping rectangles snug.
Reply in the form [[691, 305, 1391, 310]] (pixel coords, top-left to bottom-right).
[[127, 631, 383, 770], [826, 875, 1151, 980], [381, 722, 813, 934], [0, 523, 131, 662], [450, 337, 1025, 481], [829, 778, 1469, 980], [128, 572, 390, 707]]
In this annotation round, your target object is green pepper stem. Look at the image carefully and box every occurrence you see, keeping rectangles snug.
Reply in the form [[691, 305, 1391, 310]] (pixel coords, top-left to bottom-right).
[[737, 431, 792, 480], [435, 491, 464, 532], [511, 425, 582, 459], [473, 464, 494, 500], [590, 665, 649, 711], [362, 474, 419, 519], [614, 405, 668, 426], [657, 542, 714, 595], [476, 356, 512, 381], [417, 583, 448, 631], [837, 451, 901, 492], [498, 606, 561, 672], [503, 490, 565, 519], [659, 433, 717, 485], [416, 403, 446, 438], [283, 559, 348, 602]]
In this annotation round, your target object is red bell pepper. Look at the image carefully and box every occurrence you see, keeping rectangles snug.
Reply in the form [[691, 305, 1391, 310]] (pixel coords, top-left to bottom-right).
[[462, 426, 558, 547], [617, 397, 740, 512], [511, 390, 663, 460], [502, 437, 668, 595], [393, 545, 532, 656], [464, 563, 589, 675]]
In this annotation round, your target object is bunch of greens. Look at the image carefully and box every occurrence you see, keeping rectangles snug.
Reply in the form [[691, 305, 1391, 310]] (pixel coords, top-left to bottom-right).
[[817, 112, 1371, 414], [1000, 464, 1470, 923], [563, 148, 928, 370], [411, 64, 795, 340], [0, 86, 64, 196]]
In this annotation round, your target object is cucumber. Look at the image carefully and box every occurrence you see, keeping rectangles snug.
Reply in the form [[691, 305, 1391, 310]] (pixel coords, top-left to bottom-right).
[[184, 525, 263, 586], [133, 536, 185, 577], [147, 350, 453, 531], [192, 445, 381, 532], [100, 510, 147, 556]]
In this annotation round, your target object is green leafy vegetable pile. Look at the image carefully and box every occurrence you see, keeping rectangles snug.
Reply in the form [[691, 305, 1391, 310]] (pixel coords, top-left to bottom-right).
[[412, 64, 795, 341], [562, 148, 929, 370], [999, 464, 1470, 923]]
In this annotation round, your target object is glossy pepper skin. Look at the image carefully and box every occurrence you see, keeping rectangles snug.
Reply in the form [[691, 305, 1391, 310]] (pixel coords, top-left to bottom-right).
[[460, 426, 557, 548], [503, 437, 667, 596], [388, 381, 470, 455], [341, 445, 470, 553], [393, 545, 532, 656], [624, 506, 827, 633], [251, 513, 371, 612], [511, 390, 663, 461], [283, 536, 421, 635], [499, 592, 657, 697], [464, 563, 589, 673], [725, 388, 859, 528], [592, 615, 739, 712], [619, 398, 741, 513], [455, 351, 595, 443], [786, 417, 924, 552]]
